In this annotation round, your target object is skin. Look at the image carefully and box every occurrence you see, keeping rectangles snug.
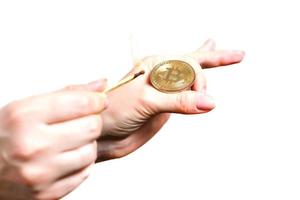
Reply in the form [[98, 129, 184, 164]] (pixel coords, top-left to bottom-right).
[[96, 39, 245, 161], [0, 84, 108, 200], [68, 39, 245, 161], [0, 39, 244, 199]]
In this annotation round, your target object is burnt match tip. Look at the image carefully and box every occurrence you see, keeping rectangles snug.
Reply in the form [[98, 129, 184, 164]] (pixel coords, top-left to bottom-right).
[[134, 70, 145, 78]]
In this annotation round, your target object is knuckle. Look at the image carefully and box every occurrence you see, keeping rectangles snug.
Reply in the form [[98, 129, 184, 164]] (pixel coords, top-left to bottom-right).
[[3, 101, 28, 126], [10, 138, 45, 161], [10, 145, 34, 162], [176, 94, 189, 113], [176, 93, 198, 113], [19, 166, 46, 186], [10, 149, 32, 162]]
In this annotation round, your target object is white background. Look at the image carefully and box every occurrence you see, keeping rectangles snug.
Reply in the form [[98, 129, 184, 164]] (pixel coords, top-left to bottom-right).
[[1, 0, 300, 200]]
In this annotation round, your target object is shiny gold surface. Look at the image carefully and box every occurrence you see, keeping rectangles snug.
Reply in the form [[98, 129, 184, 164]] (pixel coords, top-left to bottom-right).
[[150, 60, 196, 93]]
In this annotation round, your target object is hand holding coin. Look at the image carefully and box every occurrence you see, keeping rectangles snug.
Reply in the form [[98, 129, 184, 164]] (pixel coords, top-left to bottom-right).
[[93, 39, 244, 161], [150, 60, 196, 93]]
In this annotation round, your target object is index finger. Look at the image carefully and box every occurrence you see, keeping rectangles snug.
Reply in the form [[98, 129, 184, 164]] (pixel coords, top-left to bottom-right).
[[29, 91, 108, 124], [189, 50, 245, 69], [187, 39, 245, 69]]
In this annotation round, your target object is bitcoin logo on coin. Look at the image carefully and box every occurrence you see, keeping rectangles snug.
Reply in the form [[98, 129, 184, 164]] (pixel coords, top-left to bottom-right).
[[150, 60, 196, 93]]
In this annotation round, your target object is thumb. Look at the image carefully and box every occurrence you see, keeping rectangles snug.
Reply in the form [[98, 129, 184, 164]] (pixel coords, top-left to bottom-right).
[[156, 91, 215, 114]]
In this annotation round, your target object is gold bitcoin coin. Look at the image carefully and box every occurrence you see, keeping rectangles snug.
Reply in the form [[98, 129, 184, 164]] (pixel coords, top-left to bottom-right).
[[150, 60, 196, 93]]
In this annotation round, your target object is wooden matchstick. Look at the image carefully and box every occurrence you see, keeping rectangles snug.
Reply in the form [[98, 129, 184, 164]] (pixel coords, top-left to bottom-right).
[[103, 70, 145, 93]]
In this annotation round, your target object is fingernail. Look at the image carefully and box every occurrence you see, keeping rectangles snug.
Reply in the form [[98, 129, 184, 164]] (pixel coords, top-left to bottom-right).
[[88, 79, 107, 89], [230, 50, 245, 63], [196, 94, 215, 110], [235, 50, 245, 57], [88, 79, 107, 86]]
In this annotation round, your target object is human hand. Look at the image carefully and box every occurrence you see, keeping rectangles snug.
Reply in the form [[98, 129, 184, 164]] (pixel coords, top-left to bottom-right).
[[0, 80, 108, 200], [93, 39, 244, 161]]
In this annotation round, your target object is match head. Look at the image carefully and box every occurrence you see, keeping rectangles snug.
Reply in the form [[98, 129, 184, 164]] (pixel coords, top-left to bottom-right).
[[134, 70, 145, 78]]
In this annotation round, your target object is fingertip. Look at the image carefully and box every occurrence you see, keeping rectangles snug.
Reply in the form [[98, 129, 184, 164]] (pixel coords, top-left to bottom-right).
[[87, 79, 108, 92], [196, 94, 216, 111], [88, 78, 107, 85], [214, 50, 245, 67], [232, 50, 245, 61], [236, 50, 245, 56], [238, 50, 245, 56], [98, 93, 109, 110]]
